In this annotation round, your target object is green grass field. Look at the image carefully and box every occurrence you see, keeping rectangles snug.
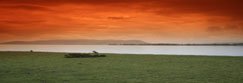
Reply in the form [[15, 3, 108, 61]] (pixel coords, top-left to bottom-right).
[[0, 52, 242, 83]]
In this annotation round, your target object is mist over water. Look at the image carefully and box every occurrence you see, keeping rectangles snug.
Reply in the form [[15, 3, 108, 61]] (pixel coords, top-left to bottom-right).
[[0, 45, 243, 56]]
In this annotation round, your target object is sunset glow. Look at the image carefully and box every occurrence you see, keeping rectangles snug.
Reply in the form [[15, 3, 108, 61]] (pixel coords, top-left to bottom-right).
[[0, 0, 242, 43]]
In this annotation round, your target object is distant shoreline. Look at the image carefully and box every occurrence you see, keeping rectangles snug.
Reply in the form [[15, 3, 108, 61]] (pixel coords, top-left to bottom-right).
[[1, 43, 243, 46], [1, 39, 242, 46], [109, 43, 243, 46], [0, 51, 242, 57]]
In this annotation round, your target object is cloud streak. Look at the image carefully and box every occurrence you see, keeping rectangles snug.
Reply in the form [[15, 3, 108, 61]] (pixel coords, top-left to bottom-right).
[[0, 5, 51, 11], [1, 0, 242, 19]]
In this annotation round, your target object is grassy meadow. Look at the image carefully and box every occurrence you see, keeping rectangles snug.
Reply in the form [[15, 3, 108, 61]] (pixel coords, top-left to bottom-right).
[[0, 51, 242, 83]]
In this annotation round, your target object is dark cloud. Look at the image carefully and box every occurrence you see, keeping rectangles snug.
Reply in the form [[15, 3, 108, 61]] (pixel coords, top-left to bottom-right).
[[0, 5, 51, 11], [108, 17, 124, 20], [207, 26, 223, 32], [224, 24, 243, 31], [107, 16, 132, 20], [151, 0, 243, 20], [207, 24, 243, 32], [0, 0, 145, 5], [0, 25, 12, 33], [0, 24, 62, 36], [0, 20, 45, 24]]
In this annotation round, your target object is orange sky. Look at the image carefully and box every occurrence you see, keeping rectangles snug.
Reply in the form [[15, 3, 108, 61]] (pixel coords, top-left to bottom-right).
[[0, 0, 242, 43]]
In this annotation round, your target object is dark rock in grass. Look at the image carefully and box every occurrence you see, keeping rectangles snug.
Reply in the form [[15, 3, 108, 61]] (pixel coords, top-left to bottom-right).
[[99, 55, 106, 57], [64, 53, 106, 58]]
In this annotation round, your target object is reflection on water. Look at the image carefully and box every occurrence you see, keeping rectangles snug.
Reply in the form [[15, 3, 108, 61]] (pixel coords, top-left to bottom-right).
[[0, 45, 243, 56]]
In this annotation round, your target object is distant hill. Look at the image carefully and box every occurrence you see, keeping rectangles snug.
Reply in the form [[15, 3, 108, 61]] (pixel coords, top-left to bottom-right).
[[0, 39, 148, 45]]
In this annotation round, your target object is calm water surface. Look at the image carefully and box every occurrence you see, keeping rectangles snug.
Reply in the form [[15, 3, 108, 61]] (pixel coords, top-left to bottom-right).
[[0, 45, 243, 56]]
